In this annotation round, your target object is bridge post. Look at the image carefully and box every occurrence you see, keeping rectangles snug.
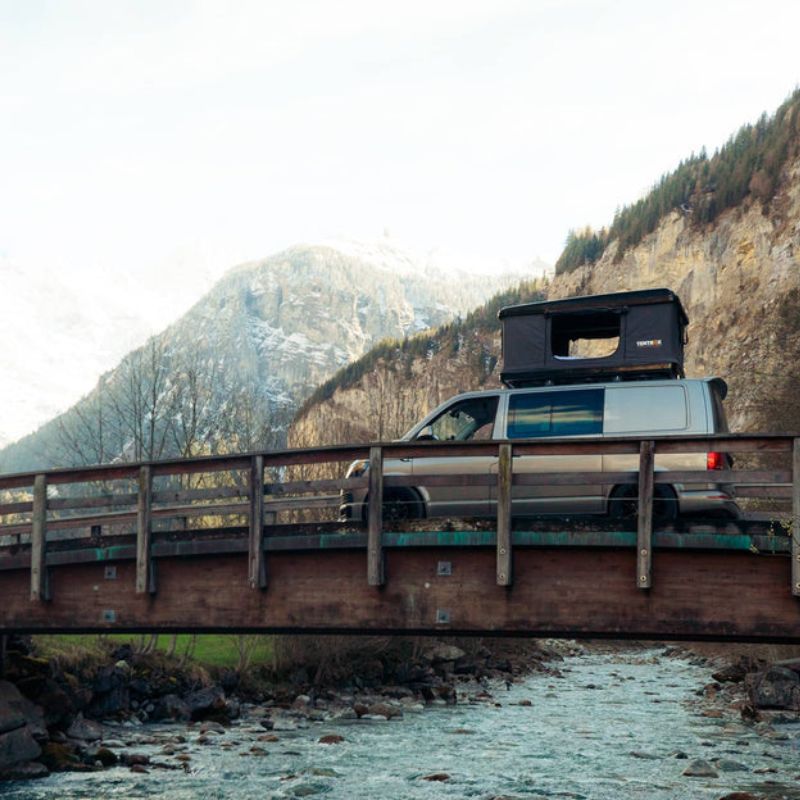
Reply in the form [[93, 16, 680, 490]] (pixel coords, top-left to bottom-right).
[[637, 440, 655, 590], [367, 446, 384, 586], [248, 455, 267, 590], [497, 443, 513, 586], [793, 439, 800, 597], [30, 473, 49, 602], [136, 465, 155, 595]]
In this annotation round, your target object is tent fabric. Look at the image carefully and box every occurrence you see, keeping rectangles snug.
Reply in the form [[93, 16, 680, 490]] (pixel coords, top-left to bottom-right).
[[499, 289, 687, 386]]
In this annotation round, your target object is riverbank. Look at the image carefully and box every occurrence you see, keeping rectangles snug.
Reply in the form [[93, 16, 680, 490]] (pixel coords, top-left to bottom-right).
[[0, 633, 574, 781], [2, 646, 799, 799]]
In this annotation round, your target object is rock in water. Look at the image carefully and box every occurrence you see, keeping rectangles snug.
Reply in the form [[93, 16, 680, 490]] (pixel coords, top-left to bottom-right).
[[682, 759, 719, 777]]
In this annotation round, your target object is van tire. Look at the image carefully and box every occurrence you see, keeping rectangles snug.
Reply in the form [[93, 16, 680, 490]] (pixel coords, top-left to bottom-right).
[[609, 484, 678, 522], [362, 489, 425, 523]]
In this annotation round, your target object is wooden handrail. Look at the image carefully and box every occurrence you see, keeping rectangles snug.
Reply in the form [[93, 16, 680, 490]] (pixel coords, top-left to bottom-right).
[[1, 432, 798, 601], [0, 433, 796, 491]]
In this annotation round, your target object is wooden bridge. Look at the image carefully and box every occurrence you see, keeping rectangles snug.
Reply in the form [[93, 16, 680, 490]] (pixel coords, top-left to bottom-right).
[[0, 435, 798, 642]]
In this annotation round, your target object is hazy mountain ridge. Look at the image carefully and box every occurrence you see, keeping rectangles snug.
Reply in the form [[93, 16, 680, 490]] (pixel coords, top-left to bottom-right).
[[0, 242, 521, 473]]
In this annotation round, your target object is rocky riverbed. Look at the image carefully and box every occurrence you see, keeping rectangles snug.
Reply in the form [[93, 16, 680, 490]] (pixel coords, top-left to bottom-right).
[[1, 640, 799, 799]]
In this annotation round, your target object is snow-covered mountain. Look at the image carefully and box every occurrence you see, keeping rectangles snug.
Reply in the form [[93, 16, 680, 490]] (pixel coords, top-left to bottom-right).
[[0, 241, 531, 472]]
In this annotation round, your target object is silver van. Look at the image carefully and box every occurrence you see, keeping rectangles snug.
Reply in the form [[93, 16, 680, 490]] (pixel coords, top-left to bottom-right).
[[340, 377, 739, 522]]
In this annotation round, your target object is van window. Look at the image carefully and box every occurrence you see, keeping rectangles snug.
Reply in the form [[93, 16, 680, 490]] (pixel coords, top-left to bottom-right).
[[551, 311, 621, 359], [604, 386, 687, 433], [419, 396, 499, 441], [507, 389, 604, 439]]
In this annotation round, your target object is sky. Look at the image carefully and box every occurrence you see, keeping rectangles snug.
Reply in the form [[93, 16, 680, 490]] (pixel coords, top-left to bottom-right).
[[1, 0, 800, 444]]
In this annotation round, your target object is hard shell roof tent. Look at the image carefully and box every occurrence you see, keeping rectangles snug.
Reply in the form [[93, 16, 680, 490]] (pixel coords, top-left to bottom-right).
[[498, 288, 689, 387]]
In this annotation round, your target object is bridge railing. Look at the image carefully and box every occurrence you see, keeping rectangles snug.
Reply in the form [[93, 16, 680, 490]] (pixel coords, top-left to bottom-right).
[[0, 435, 798, 601]]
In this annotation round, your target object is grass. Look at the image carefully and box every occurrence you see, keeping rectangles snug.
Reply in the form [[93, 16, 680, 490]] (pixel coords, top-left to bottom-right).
[[33, 633, 275, 670]]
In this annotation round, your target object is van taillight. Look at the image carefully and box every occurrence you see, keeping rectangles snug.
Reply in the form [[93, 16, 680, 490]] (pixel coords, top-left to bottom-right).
[[707, 451, 724, 470]]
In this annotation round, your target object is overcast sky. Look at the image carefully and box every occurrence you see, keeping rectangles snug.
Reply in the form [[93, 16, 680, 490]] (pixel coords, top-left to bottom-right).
[[1, 0, 800, 444]]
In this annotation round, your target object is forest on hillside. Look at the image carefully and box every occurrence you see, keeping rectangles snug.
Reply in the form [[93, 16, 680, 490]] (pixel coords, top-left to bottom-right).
[[555, 89, 800, 274]]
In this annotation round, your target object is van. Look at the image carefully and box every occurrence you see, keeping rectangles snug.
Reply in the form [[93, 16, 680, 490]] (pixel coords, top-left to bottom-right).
[[339, 377, 739, 522]]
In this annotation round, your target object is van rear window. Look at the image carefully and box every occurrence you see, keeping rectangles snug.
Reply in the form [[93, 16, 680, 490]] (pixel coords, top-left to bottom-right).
[[507, 389, 604, 439]]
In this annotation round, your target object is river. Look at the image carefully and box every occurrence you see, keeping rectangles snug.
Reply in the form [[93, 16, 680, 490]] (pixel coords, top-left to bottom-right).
[[5, 649, 799, 800]]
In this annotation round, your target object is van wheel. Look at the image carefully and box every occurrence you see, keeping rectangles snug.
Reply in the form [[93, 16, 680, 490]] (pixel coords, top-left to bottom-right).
[[362, 490, 425, 522], [609, 485, 678, 522]]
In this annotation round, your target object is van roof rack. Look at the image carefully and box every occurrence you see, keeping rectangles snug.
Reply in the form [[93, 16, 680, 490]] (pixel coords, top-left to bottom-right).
[[498, 288, 688, 388]]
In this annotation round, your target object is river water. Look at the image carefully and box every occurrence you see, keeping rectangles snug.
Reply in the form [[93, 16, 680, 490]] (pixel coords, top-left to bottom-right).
[[5, 649, 800, 800]]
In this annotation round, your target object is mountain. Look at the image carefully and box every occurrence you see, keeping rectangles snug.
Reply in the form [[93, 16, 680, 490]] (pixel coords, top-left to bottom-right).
[[0, 241, 524, 473], [289, 92, 800, 447]]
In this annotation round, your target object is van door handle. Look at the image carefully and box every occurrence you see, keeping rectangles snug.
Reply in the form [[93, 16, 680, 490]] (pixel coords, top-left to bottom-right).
[[399, 457, 411, 463]]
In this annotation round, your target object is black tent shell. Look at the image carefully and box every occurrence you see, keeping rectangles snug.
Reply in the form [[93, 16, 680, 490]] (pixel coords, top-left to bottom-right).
[[498, 288, 688, 387]]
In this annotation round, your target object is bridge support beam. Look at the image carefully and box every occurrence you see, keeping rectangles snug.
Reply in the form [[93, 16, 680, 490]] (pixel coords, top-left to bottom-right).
[[248, 455, 266, 590], [30, 474, 49, 602], [793, 438, 800, 597], [496, 443, 513, 586], [367, 446, 384, 586], [637, 441, 654, 590], [136, 466, 155, 595]]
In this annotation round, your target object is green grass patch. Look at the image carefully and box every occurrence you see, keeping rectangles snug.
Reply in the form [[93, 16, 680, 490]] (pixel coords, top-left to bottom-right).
[[33, 633, 274, 669]]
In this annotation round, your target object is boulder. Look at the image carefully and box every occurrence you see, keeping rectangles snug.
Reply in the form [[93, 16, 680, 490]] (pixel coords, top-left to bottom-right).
[[0, 681, 46, 739], [423, 644, 466, 663], [88, 665, 130, 717], [0, 726, 41, 772], [66, 713, 107, 742], [184, 686, 227, 720], [748, 666, 800, 710], [153, 694, 191, 722]]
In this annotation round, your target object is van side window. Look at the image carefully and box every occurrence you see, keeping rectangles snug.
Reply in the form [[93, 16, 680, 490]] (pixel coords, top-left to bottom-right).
[[507, 389, 604, 439], [418, 396, 499, 441]]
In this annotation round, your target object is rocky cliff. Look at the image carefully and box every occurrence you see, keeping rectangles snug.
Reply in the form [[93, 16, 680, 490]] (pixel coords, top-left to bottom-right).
[[289, 153, 800, 447], [547, 154, 800, 433]]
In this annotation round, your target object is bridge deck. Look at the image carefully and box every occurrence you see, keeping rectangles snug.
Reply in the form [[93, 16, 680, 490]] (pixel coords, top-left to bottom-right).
[[0, 434, 798, 640]]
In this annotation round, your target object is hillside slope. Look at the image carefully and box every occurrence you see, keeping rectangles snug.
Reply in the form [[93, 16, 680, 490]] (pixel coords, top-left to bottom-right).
[[0, 243, 521, 473]]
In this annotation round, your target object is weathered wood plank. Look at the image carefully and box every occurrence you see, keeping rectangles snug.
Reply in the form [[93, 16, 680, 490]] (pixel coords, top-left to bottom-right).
[[793, 439, 800, 597], [136, 466, 154, 595], [30, 475, 48, 602], [496, 443, 513, 586], [265, 477, 368, 495], [0, 501, 33, 516], [367, 446, 384, 586], [248, 455, 266, 590], [0, 434, 793, 493], [637, 441, 655, 590], [1, 547, 799, 641]]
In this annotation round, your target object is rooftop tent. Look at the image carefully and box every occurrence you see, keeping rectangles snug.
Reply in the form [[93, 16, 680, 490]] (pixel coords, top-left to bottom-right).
[[498, 289, 689, 387]]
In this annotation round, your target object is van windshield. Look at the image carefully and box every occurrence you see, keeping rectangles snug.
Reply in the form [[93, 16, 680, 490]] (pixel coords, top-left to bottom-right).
[[416, 396, 499, 441]]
